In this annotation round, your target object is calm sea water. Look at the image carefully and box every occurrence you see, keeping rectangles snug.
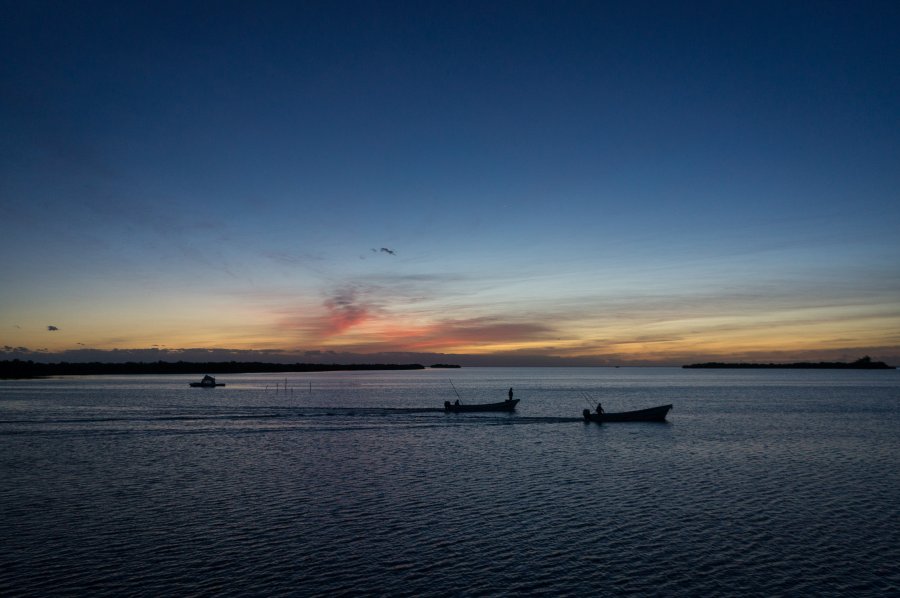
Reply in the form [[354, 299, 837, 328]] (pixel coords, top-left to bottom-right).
[[2, 367, 899, 596]]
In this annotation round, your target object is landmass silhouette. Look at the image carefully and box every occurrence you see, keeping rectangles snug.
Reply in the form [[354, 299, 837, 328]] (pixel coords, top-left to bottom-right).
[[0, 360, 426, 379], [683, 356, 895, 369]]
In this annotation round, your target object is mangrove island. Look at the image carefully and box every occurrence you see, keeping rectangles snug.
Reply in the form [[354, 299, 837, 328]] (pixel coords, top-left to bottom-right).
[[0, 360, 427, 379], [683, 356, 895, 369]]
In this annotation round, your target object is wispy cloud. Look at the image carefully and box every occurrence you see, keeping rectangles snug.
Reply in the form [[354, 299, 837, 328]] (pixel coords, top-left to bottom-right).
[[322, 288, 373, 335], [264, 250, 327, 266], [277, 286, 381, 340], [314, 315, 557, 354]]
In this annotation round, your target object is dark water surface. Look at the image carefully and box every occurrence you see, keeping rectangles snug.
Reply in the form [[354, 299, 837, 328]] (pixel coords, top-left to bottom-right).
[[2, 367, 899, 596]]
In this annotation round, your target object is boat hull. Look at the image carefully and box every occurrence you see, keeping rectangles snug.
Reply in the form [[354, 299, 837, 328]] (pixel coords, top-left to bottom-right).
[[582, 404, 672, 423], [189, 383, 225, 387], [445, 399, 519, 413]]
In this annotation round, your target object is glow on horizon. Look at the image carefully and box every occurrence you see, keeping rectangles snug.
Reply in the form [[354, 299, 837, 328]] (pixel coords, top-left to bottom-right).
[[4, 301, 899, 364], [3, 232, 899, 363]]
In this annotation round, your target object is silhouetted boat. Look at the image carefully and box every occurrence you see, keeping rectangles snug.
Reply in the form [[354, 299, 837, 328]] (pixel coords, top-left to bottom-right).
[[444, 399, 519, 413], [189, 375, 225, 388], [582, 404, 672, 423]]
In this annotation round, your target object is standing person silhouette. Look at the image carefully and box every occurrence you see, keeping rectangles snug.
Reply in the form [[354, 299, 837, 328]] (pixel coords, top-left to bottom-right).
[[508, 387, 514, 401]]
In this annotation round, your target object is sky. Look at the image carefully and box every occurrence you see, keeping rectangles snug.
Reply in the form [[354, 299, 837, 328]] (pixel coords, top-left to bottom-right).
[[2, 1, 899, 365]]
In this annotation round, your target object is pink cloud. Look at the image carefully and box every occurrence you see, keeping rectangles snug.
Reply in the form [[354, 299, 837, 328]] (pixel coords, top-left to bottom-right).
[[276, 287, 379, 340], [322, 290, 372, 335]]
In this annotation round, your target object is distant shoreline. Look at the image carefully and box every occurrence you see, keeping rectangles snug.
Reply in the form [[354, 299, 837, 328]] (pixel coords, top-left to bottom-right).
[[683, 357, 895, 370], [0, 360, 429, 379]]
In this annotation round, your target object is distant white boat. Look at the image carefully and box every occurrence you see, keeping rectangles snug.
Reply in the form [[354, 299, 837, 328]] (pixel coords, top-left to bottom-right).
[[189, 375, 225, 388]]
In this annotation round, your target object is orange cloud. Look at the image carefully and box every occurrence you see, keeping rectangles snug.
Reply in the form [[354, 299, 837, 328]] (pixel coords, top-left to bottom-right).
[[411, 318, 554, 351], [274, 287, 382, 343], [321, 290, 372, 335], [311, 316, 557, 354]]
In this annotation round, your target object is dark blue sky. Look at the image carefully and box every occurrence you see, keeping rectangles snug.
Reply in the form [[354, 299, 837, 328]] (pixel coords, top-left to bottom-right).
[[2, 1, 899, 363]]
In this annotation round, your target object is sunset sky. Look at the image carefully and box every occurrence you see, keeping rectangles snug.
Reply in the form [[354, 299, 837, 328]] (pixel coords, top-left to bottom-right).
[[2, 1, 899, 365]]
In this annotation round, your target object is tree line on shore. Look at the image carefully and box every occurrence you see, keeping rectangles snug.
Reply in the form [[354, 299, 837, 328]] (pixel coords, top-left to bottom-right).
[[0, 360, 428, 379], [683, 356, 894, 369]]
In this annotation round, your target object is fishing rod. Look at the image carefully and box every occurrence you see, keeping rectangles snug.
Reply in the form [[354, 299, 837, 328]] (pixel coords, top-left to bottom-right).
[[449, 379, 462, 401], [581, 392, 593, 408], [582, 392, 598, 411]]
